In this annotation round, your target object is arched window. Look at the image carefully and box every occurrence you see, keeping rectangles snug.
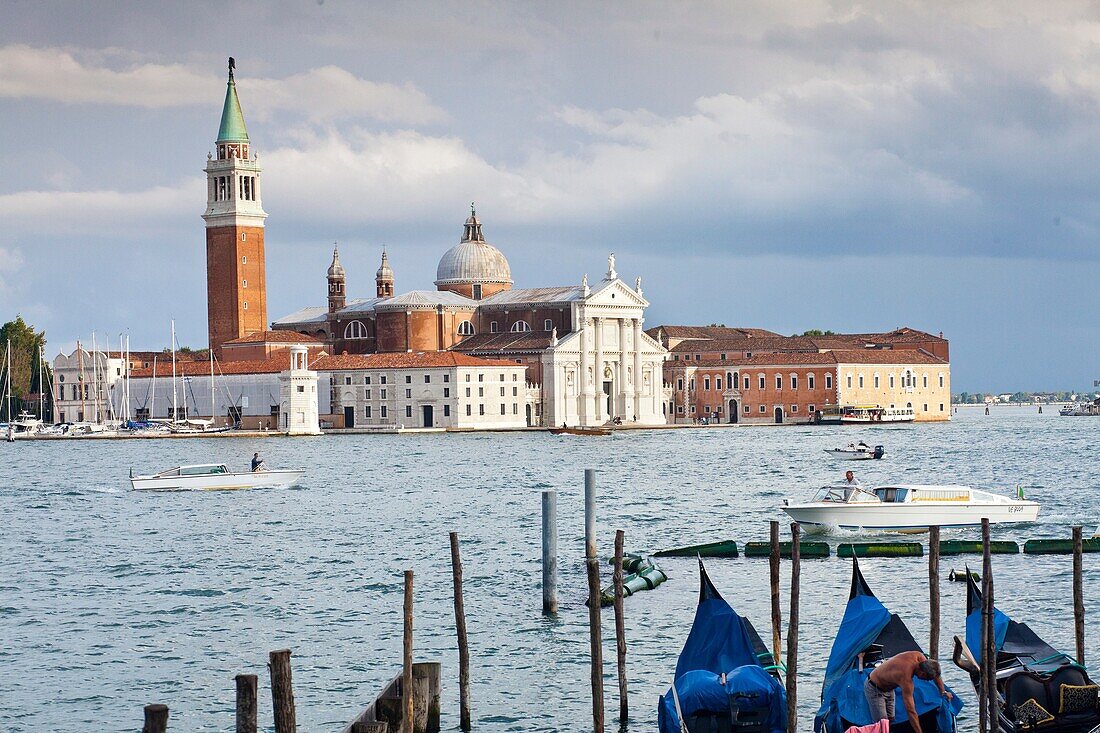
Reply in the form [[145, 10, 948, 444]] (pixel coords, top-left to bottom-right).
[[703, 376, 711, 391], [344, 321, 367, 339], [457, 320, 475, 336], [510, 320, 531, 333]]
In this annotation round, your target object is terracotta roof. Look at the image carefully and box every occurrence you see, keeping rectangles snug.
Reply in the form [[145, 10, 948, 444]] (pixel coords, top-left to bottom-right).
[[828, 349, 946, 365], [674, 349, 946, 369], [222, 330, 323, 345], [312, 352, 523, 370], [450, 332, 555, 353], [129, 356, 289, 378], [649, 325, 782, 340]]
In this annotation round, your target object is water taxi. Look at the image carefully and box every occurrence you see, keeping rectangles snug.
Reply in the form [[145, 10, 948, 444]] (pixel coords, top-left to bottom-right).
[[824, 443, 885, 460], [129, 464, 304, 491], [782, 484, 1039, 532]]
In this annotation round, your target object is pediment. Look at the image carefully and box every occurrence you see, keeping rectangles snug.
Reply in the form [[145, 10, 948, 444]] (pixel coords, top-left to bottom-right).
[[584, 278, 649, 308]]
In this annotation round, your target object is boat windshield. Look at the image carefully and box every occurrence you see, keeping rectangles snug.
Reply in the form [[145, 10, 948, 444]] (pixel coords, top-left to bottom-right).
[[179, 465, 229, 476], [873, 487, 910, 503], [812, 485, 880, 503]]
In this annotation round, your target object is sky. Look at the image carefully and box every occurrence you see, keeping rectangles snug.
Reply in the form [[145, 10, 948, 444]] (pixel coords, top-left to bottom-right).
[[0, 1, 1097, 392]]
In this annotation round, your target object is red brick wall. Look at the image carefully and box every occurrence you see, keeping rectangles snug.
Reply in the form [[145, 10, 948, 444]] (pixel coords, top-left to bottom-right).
[[207, 225, 266, 353], [437, 282, 511, 299], [671, 365, 837, 422]]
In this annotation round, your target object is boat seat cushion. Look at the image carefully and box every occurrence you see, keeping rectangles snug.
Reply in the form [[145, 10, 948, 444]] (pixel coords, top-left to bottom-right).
[[1012, 698, 1055, 728], [1058, 683, 1099, 714], [1005, 674, 1052, 720]]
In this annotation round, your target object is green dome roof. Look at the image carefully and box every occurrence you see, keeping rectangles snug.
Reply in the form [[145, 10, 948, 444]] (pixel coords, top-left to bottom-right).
[[217, 70, 249, 143]]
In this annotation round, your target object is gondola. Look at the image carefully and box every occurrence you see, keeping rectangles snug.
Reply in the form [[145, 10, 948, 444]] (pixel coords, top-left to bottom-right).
[[815, 559, 963, 733], [951, 570, 1100, 732], [659, 559, 787, 733]]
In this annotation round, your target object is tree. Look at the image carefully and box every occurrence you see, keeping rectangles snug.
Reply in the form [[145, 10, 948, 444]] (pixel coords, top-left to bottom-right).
[[1, 316, 50, 420], [799, 329, 837, 336]]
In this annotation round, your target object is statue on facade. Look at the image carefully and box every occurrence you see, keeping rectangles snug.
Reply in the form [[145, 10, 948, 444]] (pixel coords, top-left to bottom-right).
[[606, 252, 617, 280]]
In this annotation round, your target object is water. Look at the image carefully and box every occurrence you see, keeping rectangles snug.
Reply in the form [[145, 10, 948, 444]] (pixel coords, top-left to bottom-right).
[[1, 407, 1097, 732]]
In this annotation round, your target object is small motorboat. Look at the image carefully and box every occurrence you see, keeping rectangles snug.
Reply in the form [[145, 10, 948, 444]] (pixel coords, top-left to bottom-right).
[[659, 559, 787, 733], [782, 483, 1039, 532], [825, 443, 885, 460], [952, 571, 1100, 733], [815, 559, 963, 732], [130, 464, 304, 491], [548, 426, 611, 436]]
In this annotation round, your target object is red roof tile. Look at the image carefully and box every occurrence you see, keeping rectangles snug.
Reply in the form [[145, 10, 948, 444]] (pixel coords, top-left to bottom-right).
[[129, 356, 290, 378], [222, 330, 323, 345], [311, 352, 523, 370]]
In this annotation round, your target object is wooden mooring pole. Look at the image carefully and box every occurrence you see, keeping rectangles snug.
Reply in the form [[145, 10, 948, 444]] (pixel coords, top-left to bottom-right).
[[980, 518, 996, 733], [269, 649, 296, 733], [613, 529, 628, 726], [1073, 525, 1085, 665], [587, 554, 605, 733], [403, 570, 415, 733], [142, 703, 169, 733], [542, 490, 558, 615], [235, 674, 258, 733], [786, 522, 801, 733], [584, 469, 597, 559], [769, 520, 782, 661], [929, 525, 941, 659], [450, 532, 472, 731]]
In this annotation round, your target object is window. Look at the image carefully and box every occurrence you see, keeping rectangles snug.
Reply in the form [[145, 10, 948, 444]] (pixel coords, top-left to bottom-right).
[[791, 375, 798, 390], [380, 389, 387, 399], [923, 375, 928, 388], [490, 321, 499, 333], [500, 387, 505, 397], [726, 371, 733, 386], [500, 404, 506, 415], [242, 279, 247, 288], [760, 405, 767, 413], [297, 385, 304, 393], [366, 406, 372, 418], [512, 373, 518, 381], [808, 374, 815, 389], [716, 378, 723, 391], [444, 405, 451, 417], [381, 406, 388, 418], [544, 319, 553, 331], [776, 375, 782, 389], [791, 405, 798, 412], [721, 354, 727, 360], [424, 375, 431, 383], [695, 354, 701, 361], [405, 389, 411, 399], [344, 376, 352, 385], [759, 376, 766, 389], [890, 375, 895, 388], [457, 320, 475, 336], [939, 403, 944, 411], [690, 406, 696, 413], [939, 375, 944, 388], [465, 374, 471, 382], [444, 374, 449, 383], [242, 256, 247, 264], [366, 389, 371, 399], [826, 374, 833, 389], [465, 388, 471, 397], [472, 284, 482, 299], [874, 375, 880, 388], [479, 404, 485, 415], [674, 355, 679, 361], [744, 404, 750, 414], [677, 406, 684, 414], [365, 376, 371, 385], [704, 377, 711, 391], [923, 403, 928, 411], [381, 376, 387, 384], [847, 375, 853, 389], [344, 321, 367, 339], [478, 387, 484, 397], [466, 405, 472, 416], [500, 373, 505, 381], [511, 320, 531, 333], [689, 378, 695, 391], [744, 376, 750, 390], [512, 386, 518, 396], [513, 403, 518, 414], [444, 388, 450, 398], [858, 375, 864, 388], [677, 378, 684, 391], [478, 374, 484, 382], [243, 301, 248, 310], [406, 405, 412, 418], [809, 404, 815, 413], [405, 375, 412, 384]]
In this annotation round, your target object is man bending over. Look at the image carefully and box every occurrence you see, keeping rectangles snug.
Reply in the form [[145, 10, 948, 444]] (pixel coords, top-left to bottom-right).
[[865, 651, 952, 733]]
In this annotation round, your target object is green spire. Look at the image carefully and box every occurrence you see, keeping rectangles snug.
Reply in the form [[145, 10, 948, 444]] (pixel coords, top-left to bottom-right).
[[217, 57, 249, 143]]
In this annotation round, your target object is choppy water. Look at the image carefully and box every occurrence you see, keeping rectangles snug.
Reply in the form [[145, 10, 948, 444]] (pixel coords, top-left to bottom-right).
[[1, 406, 1097, 732]]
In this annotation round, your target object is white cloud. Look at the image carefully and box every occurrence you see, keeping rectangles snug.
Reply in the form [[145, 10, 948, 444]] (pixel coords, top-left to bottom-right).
[[0, 45, 446, 124]]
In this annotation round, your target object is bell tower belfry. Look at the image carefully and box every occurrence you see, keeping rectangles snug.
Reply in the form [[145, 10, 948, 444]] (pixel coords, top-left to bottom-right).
[[203, 57, 268, 353]]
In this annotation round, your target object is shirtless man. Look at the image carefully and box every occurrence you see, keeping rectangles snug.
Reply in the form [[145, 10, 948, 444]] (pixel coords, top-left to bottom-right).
[[865, 651, 952, 733]]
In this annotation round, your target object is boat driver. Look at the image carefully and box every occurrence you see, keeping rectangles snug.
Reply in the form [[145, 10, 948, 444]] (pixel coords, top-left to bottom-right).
[[865, 651, 951, 733], [843, 470, 860, 499], [251, 452, 265, 472]]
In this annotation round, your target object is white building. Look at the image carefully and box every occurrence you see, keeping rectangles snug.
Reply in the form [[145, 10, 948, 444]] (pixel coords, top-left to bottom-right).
[[279, 345, 321, 434], [314, 352, 533, 430], [52, 347, 159, 423]]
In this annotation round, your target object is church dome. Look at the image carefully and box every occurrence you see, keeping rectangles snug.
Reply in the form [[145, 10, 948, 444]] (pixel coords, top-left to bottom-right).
[[435, 206, 512, 286]]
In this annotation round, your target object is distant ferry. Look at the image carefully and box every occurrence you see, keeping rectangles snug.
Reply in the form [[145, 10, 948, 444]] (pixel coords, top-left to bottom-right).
[[1060, 400, 1099, 416], [817, 405, 915, 424]]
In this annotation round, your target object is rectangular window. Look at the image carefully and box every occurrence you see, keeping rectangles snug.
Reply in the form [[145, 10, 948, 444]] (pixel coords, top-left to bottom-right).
[[513, 373, 518, 381], [513, 403, 518, 414], [791, 404, 798, 412], [424, 375, 431, 383], [465, 374, 471, 382], [939, 375, 944, 388], [677, 379, 684, 391], [500, 387, 505, 397], [406, 405, 412, 418], [444, 405, 451, 417], [544, 319, 553, 331], [874, 375, 880, 388], [444, 388, 450, 398], [760, 405, 767, 413], [381, 376, 387, 384], [500, 373, 505, 381], [808, 375, 815, 389], [405, 389, 411, 398], [345, 376, 352, 385], [890, 375, 895, 388], [466, 404, 472, 416], [759, 376, 766, 389], [695, 355, 701, 361], [465, 387, 471, 397], [776, 375, 782, 389], [405, 375, 412, 384], [381, 389, 387, 399], [923, 375, 928, 388], [744, 376, 750, 390], [809, 404, 815, 414], [490, 321, 499, 333], [716, 378, 723, 390], [296, 385, 304, 393], [365, 376, 371, 385], [512, 386, 518, 396], [366, 406, 372, 418], [500, 404, 506, 415], [846, 375, 852, 389], [826, 374, 833, 389], [478, 374, 484, 382], [381, 406, 388, 418], [478, 387, 484, 397], [366, 389, 371, 399], [721, 353, 727, 360], [744, 404, 750, 414], [444, 374, 450, 383], [479, 404, 485, 415], [791, 375, 798, 389], [704, 377, 710, 390], [689, 378, 695, 391], [677, 406, 684, 413], [939, 403, 944, 411], [858, 375, 864, 388], [923, 403, 928, 411]]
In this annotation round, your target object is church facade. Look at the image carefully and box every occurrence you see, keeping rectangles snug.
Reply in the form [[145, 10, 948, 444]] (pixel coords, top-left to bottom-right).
[[273, 212, 669, 427]]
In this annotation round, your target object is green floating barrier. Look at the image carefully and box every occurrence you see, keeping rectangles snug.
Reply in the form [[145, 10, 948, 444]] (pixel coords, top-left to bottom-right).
[[837, 542, 923, 558], [653, 540, 739, 558], [939, 540, 1020, 555], [743, 541, 830, 558], [591, 561, 669, 607], [948, 569, 980, 582], [1024, 538, 1100, 555]]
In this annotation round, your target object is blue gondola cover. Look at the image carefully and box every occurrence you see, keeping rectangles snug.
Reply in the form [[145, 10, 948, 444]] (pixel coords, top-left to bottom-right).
[[659, 560, 787, 733]]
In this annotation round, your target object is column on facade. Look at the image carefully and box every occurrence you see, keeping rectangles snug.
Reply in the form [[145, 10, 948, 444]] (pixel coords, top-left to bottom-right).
[[579, 317, 591, 424], [594, 317, 605, 423], [632, 318, 643, 420], [617, 318, 629, 419]]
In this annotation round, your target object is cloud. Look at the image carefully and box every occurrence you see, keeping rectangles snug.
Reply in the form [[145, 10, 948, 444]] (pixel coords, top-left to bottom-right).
[[0, 45, 446, 124]]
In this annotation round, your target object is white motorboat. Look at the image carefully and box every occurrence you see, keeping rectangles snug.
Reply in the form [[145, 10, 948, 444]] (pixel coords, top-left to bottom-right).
[[130, 464, 304, 491], [782, 483, 1040, 532], [824, 443, 885, 460]]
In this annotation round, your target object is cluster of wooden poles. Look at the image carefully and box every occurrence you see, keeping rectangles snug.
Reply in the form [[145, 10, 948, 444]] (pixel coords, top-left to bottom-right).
[[138, 466, 1087, 733]]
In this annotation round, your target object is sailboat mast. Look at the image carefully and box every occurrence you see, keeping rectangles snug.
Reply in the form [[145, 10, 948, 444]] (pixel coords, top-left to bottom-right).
[[150, 356, 157, 418], [4, 339, 11, 423], [209, 348, 215, 425], [91, 331, 100, 423], [77, 340, 85, 420], [171, 320, 178, 421], [38, 345, 43, 420]]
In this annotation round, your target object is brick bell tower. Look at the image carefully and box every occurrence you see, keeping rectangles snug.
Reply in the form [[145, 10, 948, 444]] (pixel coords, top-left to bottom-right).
[[203, 57, 268, 354]]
